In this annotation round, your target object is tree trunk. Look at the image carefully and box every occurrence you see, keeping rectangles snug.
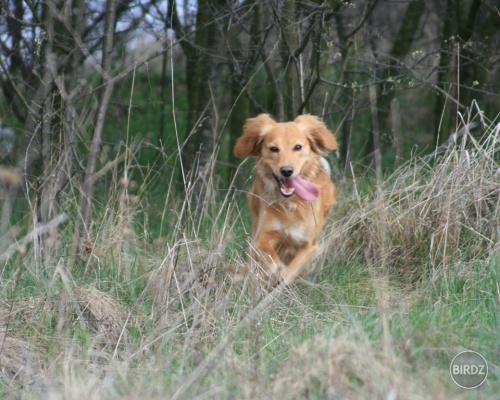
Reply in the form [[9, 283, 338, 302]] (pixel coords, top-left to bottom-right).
[[39, 0, 85, 258], [173, 0, 225, 215], [434, 0, 488, 145], [279, 0, 299, 121], [227, 1, 263, 188], [434, 0, 457, 145], [158, 6, 170, 146], [73, 0, 116, 258], [369, 0, 425, 164]]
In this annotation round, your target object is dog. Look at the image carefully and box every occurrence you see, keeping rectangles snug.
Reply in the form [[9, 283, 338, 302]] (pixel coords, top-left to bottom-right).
[[234, 114, 338, 284]]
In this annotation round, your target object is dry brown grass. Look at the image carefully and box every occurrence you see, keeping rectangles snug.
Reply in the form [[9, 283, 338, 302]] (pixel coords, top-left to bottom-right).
[[325, 115, 499, 281], [0, 334, 46, 383], [271, 336, 410, 399], [0, 285, 132, 379], [73, 287, 131, 351], [0, 112, 497, 399]]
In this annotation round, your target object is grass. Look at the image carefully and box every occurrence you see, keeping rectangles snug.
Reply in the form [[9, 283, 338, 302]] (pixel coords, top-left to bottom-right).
[[0, 109, 499, 399]]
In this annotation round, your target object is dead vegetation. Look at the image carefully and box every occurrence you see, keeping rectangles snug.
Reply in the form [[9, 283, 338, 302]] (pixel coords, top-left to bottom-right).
[[326, 114, 499, 281], [271, 336, 410, 400], [0, 116, 497, 399]]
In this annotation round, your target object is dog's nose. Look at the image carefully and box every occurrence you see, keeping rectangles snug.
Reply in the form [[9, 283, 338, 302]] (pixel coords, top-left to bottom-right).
[[280, 165, 294, 178]]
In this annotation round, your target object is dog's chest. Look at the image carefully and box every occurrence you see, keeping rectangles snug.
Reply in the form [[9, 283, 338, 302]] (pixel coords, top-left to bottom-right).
[[272, 219, 308, 245]]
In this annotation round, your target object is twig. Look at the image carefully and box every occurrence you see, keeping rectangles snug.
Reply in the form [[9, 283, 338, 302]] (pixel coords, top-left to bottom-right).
[[170, 280, 288, 400], [0, 213, 68, 263], [432, 122, 480, 157]]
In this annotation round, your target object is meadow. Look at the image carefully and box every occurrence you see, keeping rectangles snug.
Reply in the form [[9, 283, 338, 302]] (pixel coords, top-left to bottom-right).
[[0, 100, 498, 399]]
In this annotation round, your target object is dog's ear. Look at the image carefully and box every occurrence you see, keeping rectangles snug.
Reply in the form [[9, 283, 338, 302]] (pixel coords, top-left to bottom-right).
[[234, 114, 275, 158], [295, 115, 338, 153]]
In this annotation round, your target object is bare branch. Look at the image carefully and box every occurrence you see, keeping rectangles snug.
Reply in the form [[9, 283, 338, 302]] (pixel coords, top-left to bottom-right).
[[0, 214, 68, 264]]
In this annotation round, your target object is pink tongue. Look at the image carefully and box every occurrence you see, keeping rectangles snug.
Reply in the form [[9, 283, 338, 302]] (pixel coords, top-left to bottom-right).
[[283, 176, 319, 201]]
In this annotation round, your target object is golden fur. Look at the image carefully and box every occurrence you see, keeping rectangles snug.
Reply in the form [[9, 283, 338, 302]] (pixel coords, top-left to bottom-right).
[[234, 114, 338, 284]]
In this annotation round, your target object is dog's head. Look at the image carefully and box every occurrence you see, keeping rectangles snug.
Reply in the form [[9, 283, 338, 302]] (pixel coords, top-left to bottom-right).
[[234, 114, 338, 201]]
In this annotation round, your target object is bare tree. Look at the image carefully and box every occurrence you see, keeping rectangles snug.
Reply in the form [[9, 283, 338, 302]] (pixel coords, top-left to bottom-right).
[[163, 0, 498, 179], [0, 0, 160, 261], [74, 0, 117, 249], [168, 0, 227, 216], [368, 0, 426, 163], [1, 0, 498, 261], [434, 0, 499, 145]]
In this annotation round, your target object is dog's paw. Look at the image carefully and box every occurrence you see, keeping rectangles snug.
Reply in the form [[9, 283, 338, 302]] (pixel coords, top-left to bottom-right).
[[281, 268, 302, 286], [269, 262, 285, 278]]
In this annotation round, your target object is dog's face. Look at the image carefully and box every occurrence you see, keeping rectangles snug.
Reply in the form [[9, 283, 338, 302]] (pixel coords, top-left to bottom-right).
[[234, 114, 338, 201], [260, 122, 313, 180]]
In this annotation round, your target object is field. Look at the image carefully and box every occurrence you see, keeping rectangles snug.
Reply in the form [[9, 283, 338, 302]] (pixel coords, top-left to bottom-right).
[[0, 109, 499, 399]]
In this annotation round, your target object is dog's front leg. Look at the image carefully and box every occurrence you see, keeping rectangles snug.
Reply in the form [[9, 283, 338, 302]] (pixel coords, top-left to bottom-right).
[[282, 243, 319, 285], [252, 232, 285, 278]]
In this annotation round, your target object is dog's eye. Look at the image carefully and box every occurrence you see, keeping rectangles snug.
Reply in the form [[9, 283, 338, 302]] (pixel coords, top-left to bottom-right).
[[294, 145, 302, 151], [269, 146, 279, 153]]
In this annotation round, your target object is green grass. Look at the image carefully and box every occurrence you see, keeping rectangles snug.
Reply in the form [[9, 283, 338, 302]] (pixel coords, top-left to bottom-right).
[[0, 84, 498, 398], [1, 211, 498, 399]]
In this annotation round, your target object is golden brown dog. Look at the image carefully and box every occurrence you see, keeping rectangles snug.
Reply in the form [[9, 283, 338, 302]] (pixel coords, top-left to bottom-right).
[[234, 114, 338, 284]]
